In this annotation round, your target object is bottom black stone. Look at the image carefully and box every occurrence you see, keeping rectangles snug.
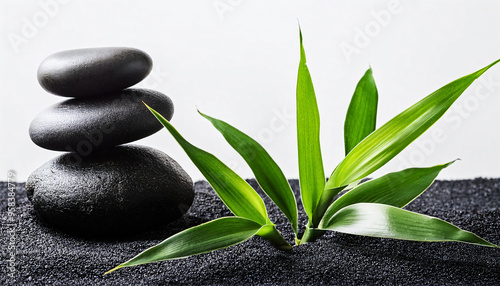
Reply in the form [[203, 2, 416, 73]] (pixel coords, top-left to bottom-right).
[[25, 145, 194, 237], [1, 178, 499, 285]]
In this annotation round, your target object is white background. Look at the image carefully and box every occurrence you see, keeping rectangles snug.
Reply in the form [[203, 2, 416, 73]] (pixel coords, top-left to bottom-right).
[[1, 0, 500, 182]]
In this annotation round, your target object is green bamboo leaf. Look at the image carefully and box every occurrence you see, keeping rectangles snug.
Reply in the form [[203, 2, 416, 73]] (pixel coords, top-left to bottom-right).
[[106, 217, 263, 274], [297, 27, 326, 220], [199, 111, 298, 235], [319, 203, 498, 248], [321, 161, 454, 227], [344, 67, 378, 155], [327, 59, 500, 189], [146, 105, 269, 225]]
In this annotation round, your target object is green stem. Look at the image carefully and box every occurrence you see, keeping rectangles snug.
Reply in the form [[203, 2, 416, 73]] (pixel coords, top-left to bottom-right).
[[257, 225, 292, 250], [303, 186, 346, 243], [300, 223, 326, 244], [311, 185, 346, 226]]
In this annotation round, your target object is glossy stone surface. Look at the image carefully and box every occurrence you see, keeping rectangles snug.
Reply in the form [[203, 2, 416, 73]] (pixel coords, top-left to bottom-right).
[[37, 47, 153, 97], [25, 145, 194, 236], [29, 88, 174, 152]]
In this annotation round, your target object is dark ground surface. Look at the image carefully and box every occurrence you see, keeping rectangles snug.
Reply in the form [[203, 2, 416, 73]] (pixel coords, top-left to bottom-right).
[[1, 178, 499, 285]]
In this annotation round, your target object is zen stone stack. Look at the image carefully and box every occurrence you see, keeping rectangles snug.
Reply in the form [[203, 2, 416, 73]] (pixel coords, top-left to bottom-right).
[[26, 47, 194, 237]]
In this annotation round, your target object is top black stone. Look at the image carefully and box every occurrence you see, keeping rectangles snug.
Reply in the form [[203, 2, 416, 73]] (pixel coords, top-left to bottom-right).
[[37, 47, 153, 98]]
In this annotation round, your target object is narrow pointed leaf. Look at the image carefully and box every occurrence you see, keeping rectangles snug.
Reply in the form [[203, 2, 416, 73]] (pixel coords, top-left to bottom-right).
[[319, 203, 498, 248], [344, 67, 378, 155], [146, 105, 269, 225], [321, 161, 454, 227], [106, 217, 263, 274], [328, 59, 500, 188], [297, 28, 325, 219], [199, 111, 298, 234]]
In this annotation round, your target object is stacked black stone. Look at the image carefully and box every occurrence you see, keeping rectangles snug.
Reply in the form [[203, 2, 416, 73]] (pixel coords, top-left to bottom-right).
[[26, 48, 194, 237]]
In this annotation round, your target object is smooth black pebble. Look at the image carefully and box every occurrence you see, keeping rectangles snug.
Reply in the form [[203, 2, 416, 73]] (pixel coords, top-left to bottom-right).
[[25, 145, 194, 236], [29, 88, 174, 152], [37, 47, 153, 97]]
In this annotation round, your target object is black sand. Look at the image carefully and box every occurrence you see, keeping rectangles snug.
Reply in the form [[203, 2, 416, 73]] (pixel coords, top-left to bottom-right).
[[1, 178, 499, 285]]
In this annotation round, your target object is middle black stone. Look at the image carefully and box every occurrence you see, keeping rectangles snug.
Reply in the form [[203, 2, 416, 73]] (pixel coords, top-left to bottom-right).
[[29, 88, 174, 152]]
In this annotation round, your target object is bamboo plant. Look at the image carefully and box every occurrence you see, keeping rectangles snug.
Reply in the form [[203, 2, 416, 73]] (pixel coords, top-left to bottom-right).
[[106, 29, 499, 274]]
